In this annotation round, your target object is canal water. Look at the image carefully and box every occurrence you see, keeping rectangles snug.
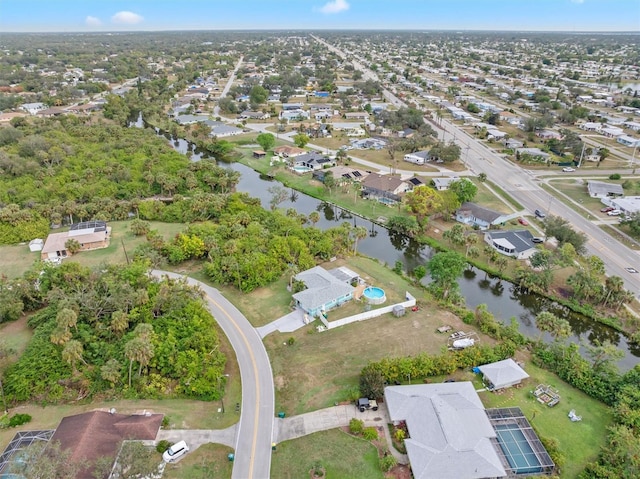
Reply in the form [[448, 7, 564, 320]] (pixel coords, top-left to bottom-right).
[[135, 116, 640, 371]]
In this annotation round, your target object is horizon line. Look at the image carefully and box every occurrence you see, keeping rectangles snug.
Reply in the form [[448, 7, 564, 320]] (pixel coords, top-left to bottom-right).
[[1, 28, 639, 34]]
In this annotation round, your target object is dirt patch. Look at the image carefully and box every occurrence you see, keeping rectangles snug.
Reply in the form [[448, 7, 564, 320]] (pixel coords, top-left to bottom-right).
[[387, 464, 412, 479]]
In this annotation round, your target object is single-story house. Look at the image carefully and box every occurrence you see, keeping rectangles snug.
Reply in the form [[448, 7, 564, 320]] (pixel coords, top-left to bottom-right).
[[580, 122, 602, 132], [478, 358, 530, 391], [403, 150, 431, 165], [487, 128, 507, 140], [273, 145, 306, 158], [361, 173, 411, 205], [610, 196, 640, 216], [331, 123, 365, 136], [209, 124, 243, 138], [617, 135, 640, 147], [314, 110, 333, 121], [292, 151, 335, 170], [516, 148, 550, 161], [350, 138, 387, 150], [20, 102, 47, 115], [239, 110, 270, 120], [385, 383, 507, 479], [432, 177, 459, 191], [313, 165, 370, 184], [292, 266, 357, 317], [601, 126, 624, 138], [504, 138, 524, 150], [345, 111, 369, 121], [173, 114, 210, 125], [279, 109, 310, 121], [49, 410, 163, 479], [536, 129, 562, 140], [252, 150, 266, 159], [587, 180, 624, 199], [456, 202, 510, 230], [41, 221, 111, 261], [484, 230, 537, 259]]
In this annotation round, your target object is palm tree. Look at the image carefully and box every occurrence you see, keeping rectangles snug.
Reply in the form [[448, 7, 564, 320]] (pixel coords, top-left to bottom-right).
[[111, 311, 129, 337], [465, 234, 479, 257], [56, 308, 78, 331], [352, 226, 368, 255], [309, 211, 320, 227], [62, 340, 85, 374], [535, 311, 571, 342]]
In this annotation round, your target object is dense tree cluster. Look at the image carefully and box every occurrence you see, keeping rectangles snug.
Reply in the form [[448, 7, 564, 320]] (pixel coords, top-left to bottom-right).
[[1, 261, 226, 403], [0, 119, 241, 243]]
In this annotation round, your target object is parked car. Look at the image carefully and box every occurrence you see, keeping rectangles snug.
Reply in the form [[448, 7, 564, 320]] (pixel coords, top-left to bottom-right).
[[531, 237, 544, 244], [601, 206, 615, 213], [518, 217, 529, 226], [607, 209, 622, 216], [562, 167, 576, 172], [534, 209, 546, 218], [162, 440, 189, 463], [356, 397, 378, 412]]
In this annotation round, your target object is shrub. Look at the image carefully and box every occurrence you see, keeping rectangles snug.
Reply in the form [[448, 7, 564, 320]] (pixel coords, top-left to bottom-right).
[[161, 416, 170, 428], [349, 418, 364, 435], [156, 440, 172, 453], [8, 413, 32, 428], [362, 426, 378, 440], [379, 453, 397, 472], [609, 173, 621, 180], [287, 337, 295, 346]]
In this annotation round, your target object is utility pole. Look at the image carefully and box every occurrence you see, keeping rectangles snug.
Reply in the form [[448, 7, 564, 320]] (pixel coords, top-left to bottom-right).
[[577, 141, 586, 168]]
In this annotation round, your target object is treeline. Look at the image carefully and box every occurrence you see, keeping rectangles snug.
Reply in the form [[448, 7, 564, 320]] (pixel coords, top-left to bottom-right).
[[0, 118, 241, 244], [130, 193, 360, 292], [1, 261, 226, 403]]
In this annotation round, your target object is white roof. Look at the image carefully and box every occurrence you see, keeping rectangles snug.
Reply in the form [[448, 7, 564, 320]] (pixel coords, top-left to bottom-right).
[[385, 383, 506, 479], [478, 359, 529, 389]]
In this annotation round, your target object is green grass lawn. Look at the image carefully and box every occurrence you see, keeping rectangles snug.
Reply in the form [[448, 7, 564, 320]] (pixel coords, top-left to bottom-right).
[[270, 429, 384, 479], [163, 443, 234, 479], [263, 257, 496, 415], [0, 244, 41, 279], [476, 362, 613, 479], [69, 220, 184, 271], [0, 220, 186, 280]]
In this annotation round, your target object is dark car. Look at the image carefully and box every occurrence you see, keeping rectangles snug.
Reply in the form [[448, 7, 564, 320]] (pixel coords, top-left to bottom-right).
[[531, 237, 544, 244], [601, 206, 615, 213], [356, 397, 378, 412], [534, 209, 546, 218]]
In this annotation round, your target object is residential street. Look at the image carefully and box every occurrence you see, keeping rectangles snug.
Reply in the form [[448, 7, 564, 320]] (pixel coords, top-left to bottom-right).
[[312, 37, 640, 301], [151, 270, 274, 479]]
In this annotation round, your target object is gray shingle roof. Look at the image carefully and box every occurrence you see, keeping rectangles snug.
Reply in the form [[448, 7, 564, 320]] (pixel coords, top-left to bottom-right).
[[587, 180, 624, 197], [458, 202, 504, 223], [485, 230, 534, 254], [385, 383, 506, 479]]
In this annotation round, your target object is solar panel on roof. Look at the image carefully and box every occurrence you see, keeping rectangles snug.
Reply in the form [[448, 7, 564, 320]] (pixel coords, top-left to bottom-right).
[[352, 171, 362, 177]]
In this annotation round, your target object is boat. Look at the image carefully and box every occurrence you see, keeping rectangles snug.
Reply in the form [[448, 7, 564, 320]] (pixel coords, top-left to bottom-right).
[[452, 338, 475, 349]]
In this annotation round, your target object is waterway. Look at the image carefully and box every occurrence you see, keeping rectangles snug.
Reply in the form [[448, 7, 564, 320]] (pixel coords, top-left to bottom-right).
[[135, 115, 640, 371]]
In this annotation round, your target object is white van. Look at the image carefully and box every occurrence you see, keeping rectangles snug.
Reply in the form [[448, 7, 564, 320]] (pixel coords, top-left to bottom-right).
[[162, 440, 189, 463]]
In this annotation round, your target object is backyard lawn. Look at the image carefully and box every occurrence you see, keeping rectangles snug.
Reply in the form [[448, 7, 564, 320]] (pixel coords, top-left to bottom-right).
[[476, 362, 613, 479], [0, 220, 186, 280], [262, 257, 496, 414], [270, 429, 384, 479]]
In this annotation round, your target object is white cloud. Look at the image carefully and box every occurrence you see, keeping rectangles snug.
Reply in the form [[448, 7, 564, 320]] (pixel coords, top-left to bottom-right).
[[318, 0, 350, 14], [111, 11, 144, 25], [85, 16, 102, 27]]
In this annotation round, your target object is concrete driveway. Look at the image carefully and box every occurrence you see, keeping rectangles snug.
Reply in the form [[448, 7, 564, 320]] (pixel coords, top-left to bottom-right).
[[157, 424, 237, 449]]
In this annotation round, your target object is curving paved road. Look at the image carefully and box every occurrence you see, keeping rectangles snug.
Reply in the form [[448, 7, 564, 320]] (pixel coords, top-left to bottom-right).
[[151, 270, 274, 479]]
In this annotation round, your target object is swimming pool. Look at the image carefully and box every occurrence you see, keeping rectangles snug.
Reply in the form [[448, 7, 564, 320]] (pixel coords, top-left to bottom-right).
[[363, 286, 386, 305], [291, 165, 312, 173], [495, 423, 543, 474]]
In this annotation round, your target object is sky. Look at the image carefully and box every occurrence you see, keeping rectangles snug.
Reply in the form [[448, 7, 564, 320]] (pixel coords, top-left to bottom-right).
[[0, 0, 638, 33]]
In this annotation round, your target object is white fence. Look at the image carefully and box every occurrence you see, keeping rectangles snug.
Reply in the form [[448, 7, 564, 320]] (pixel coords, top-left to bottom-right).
[[320, 292, 416, 330]]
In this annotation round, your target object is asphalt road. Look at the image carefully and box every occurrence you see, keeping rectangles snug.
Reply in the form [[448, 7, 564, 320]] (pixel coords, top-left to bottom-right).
[[151, 270, 274, 479], [213, 56, 244, 118], [313, 36, 640, 299]]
